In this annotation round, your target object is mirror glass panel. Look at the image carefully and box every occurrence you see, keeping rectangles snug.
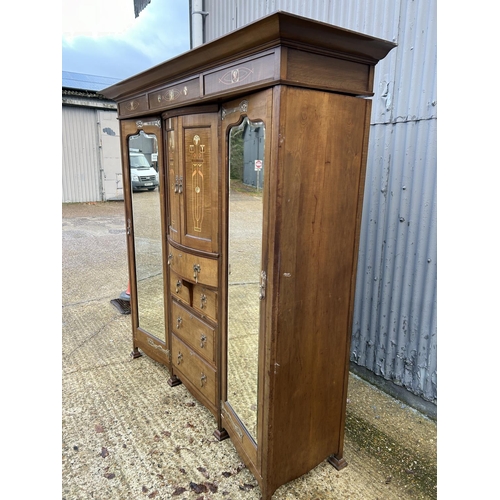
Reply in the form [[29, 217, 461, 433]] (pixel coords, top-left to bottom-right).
[[227, 117, 265, 442], [128, 131, 165, 341]]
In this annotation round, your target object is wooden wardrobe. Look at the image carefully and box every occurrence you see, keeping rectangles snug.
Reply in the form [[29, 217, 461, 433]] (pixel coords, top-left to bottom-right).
[[101, 12, 395, 499]]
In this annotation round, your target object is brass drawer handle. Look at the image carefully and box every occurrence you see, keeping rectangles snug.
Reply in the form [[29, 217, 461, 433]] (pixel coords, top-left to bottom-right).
[[200, 293, 207, 309], [177, 352, 183, 365], [175, 280, 182, 293], [193, 264, 201, 283], [176, 317, 182, 329], [200, 334, 207, 348], [200, 373, 207, 387]]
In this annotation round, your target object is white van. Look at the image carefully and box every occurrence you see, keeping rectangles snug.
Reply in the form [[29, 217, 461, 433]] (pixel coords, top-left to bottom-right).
[[129, 150, 159, 191]]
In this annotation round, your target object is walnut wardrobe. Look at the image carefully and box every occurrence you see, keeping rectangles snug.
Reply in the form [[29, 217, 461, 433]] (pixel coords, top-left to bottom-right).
[[101, 12, 395, 500]]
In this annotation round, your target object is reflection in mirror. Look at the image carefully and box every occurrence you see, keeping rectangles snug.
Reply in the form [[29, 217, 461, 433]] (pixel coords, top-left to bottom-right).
[[227, 117, 265, 443], [128, 131, 165, 341]]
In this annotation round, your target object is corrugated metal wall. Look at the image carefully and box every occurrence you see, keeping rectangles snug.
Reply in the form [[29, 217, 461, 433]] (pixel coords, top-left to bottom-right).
[[354, 0, 437, 405], [62, 105, 102, 202], [204, 0, 437, 405]]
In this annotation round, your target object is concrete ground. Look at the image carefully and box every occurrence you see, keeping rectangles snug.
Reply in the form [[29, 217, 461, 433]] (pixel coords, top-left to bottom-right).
[[62, 200, 437, 499]]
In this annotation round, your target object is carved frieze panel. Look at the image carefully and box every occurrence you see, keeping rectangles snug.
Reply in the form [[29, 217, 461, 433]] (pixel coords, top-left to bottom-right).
[[203, 53, 276, 96], [149, 78, 200, 110]]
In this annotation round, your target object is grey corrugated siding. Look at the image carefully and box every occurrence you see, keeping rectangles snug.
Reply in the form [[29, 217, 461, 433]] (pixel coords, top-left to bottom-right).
[[205, 0, 399, 49], [354, 118, 437, 403], [62, 105, 102, 203], [354, 0, 437, 403], [204, 0, 437, 404]]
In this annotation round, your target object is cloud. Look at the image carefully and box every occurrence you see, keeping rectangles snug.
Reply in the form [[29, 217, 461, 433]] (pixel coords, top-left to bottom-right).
[[62, 36, 156, 79], [62, 0, 190, 79]]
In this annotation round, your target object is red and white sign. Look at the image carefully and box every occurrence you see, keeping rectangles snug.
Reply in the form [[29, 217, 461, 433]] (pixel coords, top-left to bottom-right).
[[254, 159, 263, 171]]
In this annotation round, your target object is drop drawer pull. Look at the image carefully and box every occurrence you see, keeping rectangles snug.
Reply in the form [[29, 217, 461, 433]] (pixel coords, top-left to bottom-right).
[[200, 293, 207, 309], [193, 264, 201, 283]]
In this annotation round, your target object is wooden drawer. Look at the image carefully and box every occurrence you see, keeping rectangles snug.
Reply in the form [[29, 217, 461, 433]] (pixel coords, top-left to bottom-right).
[[170, 270, 191, 306], [168, 243, 218, 288], [148, 77, 200, 110], [171, 300, 216, 365], [192, 284, 218, 323], [118, 95, 149, 116], [203, 51, 276, 96], [172, 334, 217, 407]]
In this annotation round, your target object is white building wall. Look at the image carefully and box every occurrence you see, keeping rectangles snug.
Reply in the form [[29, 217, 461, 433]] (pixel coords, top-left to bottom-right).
[[62, 105, 102, 203], [62, 103, 122, 203]]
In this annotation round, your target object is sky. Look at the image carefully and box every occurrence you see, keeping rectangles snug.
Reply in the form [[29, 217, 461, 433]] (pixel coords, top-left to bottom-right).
[[62, 0, 191, 80]]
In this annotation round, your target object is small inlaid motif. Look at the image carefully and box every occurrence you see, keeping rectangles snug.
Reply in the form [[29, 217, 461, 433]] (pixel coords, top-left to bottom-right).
[[147, 338, 169, 354], [219, 67, 253, 85], [190, 134, 206, 233], [127, 100, 140, 111], [158, 86, 189, 103], [136, 119, 161, 128], [221, 100, 249, 120]]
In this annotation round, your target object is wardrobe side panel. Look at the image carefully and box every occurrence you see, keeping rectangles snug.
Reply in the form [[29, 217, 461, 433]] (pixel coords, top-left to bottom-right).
[[267, 87, 370, 490]]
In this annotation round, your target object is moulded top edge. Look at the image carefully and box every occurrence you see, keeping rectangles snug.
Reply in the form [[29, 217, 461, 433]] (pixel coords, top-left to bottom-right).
[[100, 11, 396, 102]]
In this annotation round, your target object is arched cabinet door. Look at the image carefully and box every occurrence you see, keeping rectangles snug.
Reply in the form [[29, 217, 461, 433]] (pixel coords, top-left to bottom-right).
[[119, 118, 170, 369], [164, 106, 220, 255]]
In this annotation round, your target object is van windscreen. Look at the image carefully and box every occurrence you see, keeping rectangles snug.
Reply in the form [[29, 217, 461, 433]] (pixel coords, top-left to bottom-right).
[[130, 155, 150, 168]]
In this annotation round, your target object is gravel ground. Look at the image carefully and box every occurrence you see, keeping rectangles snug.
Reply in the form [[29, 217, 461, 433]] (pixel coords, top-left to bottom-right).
[[62, 201, 436, 499]]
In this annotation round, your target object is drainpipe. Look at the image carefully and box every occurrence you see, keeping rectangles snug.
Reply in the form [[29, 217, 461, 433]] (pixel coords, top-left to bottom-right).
[[191, 0, 208, 48]]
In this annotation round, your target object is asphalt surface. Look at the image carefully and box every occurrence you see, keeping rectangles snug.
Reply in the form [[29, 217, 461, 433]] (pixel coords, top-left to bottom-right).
[[62, 200, 437, 499]]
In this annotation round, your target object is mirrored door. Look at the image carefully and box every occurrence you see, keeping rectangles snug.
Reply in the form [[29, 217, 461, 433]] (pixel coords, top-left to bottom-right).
[[120, 118, 168, 365], [227, 116, 265, 442], [128, 130, 165, 341], [222, 89, 273, 454]]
